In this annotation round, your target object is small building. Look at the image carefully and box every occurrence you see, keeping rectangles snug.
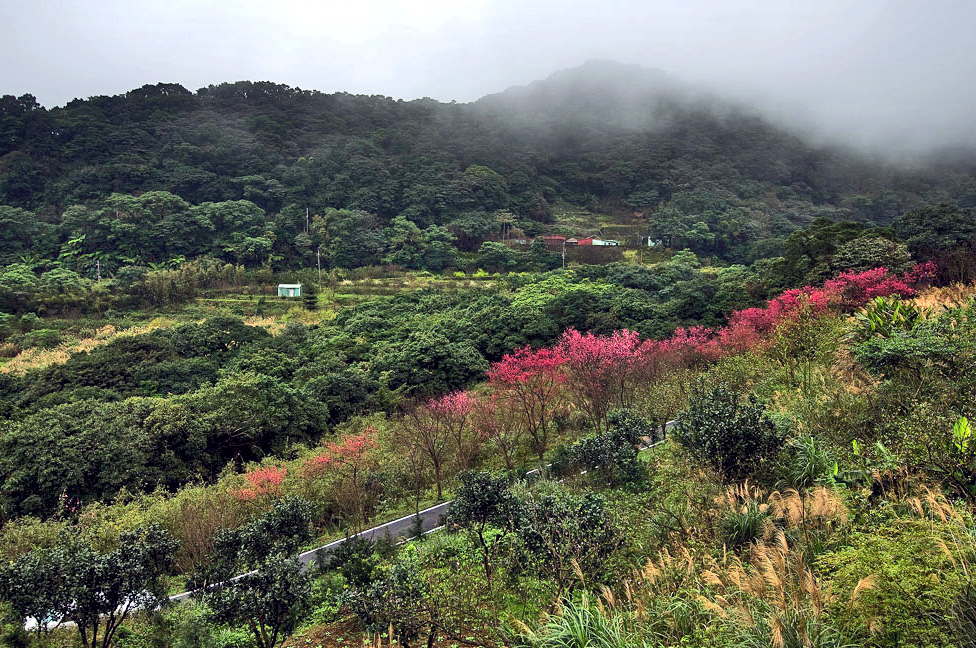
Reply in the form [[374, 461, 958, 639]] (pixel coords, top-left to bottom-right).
[[277, 283, 302, 297], [565, 238, 579, 246], [577, 237, 594, 246], [541, 235, 567, 251], [592, 239, 620, 247]]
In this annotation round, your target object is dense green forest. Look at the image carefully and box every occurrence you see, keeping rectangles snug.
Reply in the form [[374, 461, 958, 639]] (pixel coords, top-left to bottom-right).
[[3, 61, 975, 279], [3, 62, 976, 648]]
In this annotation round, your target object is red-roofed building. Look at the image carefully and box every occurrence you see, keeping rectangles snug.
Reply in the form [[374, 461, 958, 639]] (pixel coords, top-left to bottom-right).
[[541, 235, 566, 251]]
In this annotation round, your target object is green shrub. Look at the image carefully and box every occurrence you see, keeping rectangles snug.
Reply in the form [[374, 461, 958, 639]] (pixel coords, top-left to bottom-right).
[[675, 382, 783, 481], [514, 487, 623, 596], [780, 434, 837, 490], [164, 602, 252, 648], [21, 328, 63, 349], [19, 313, 40, 331], [556, 409, 650, 487], [0, 524, 178, 648], [0, 312, 13, 338], [853, 303, 975, 383], [818, 518, 967, 648], [447, 470, 520, 584], [327, 534, 379, 589], [346, 544, 440, 648], [770, 308, 845, 393], [721, 499, 771, 548], [304, 572, 345, 628], [192, 498, 314, 648], [0, 602, 29, 648]]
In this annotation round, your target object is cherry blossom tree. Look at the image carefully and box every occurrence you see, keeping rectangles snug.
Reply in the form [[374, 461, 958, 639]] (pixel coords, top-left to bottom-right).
[[472, 392, 526, 472], [557, 329, 642, 432], [305, 429, 378, 525], [232, 465, 287, 502], [487, 346, 568, 462], [395, 402, 452, 499], [427, 391, 477, 471]]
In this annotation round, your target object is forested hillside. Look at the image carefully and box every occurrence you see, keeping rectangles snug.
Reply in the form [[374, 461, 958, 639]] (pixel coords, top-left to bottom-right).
[[3, 60, 975, 277], [3, 61, 976, 648]]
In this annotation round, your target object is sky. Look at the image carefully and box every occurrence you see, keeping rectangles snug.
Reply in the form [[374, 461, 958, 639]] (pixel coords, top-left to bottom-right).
[[2, 0, 975, 152]]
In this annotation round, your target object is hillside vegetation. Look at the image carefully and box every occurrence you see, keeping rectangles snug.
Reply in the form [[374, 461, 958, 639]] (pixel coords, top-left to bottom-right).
[[3, 61, 975, 277], [2, 62, 976, 648]]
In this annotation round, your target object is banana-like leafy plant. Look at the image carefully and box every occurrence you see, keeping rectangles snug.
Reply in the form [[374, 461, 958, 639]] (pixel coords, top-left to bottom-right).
[[851, 295, 930, 343]]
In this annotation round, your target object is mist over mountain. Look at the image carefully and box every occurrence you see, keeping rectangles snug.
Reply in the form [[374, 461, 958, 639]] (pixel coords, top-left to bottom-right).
[[475, 61, 698, 129]]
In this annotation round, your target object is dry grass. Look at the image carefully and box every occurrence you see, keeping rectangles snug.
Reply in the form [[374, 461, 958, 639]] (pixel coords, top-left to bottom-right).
[[0, 318, 175, 375], [703, 531, 842, 647], [637, 546, 698, 599], [242, 315, 287, 334], [767, 488, 849, 531], [613, 519, 851, 647], [911, 282, 976, 311], [717, 484, 848, 534], [578, 485, 852, 647]]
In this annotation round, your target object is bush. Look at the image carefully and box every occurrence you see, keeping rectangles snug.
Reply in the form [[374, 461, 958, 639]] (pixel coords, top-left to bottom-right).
[[853, 304, 975, 382], [346, 544, 441, 648], [447, 470, 519, 584], [607, 408, 654, 442], [819, 518, 967, 648], [304, 572, 346, 627], [0, 606, 28, 648], [21, 328, 63, 349], [193, 498, 314, 648], [202, 554, 311, 648], [722, 499, 771, 548], [327, 535, 378, 589], [0, 524, 178, 648], [780, 434, 837, 490], [514, 488, 623, 596], [19, 313, 40, 331], [165, 602, 252, 648], [561, 408, 650, 486], [0, 312, 13, 338], [675, 382, 783, 481]]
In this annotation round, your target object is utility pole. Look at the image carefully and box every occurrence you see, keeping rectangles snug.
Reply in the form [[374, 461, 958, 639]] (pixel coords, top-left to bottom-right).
[[635, 211, 645, 265], [96, 259, 101, 282], [638, 224, 643, 265], [316, 245, 322, 284], [305, 207, 309, 233], [562, 240, 566, 269]]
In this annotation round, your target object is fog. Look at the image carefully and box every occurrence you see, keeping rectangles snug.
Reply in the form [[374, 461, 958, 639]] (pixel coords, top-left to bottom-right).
[[2, 0, 975, 154]]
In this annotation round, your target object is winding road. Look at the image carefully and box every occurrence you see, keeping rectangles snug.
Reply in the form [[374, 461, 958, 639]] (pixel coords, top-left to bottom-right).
[[169, 418, 676, 603], [24, 419, 677, 631]]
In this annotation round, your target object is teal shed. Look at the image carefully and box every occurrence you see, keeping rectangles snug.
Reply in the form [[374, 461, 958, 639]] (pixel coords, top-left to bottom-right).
[[277, 283, 302, 297]]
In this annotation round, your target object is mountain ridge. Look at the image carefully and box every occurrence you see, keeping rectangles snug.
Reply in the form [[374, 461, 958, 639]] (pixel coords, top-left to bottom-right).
[[1, 60, 973, 271]]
